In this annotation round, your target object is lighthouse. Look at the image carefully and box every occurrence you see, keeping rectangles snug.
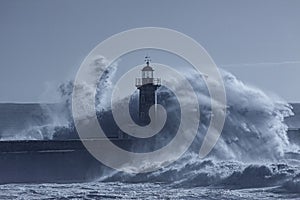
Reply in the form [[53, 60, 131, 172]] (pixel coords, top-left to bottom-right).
[[135, 57, 161, 125]]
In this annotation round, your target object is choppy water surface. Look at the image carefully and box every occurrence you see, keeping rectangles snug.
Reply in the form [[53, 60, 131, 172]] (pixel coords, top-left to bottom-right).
[[1, 155, 300, 200], [0, 180, 299, 200]]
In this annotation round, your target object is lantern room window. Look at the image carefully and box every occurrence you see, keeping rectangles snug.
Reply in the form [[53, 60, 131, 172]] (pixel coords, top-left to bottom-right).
[[142, 70, 153, 78]]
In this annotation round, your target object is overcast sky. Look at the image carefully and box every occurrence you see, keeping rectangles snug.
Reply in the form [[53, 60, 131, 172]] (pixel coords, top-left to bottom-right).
[[0, 0, 300, 103]]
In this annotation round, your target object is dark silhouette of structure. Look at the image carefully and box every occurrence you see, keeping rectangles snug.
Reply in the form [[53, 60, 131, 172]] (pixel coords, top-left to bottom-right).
[[135, 57, 161, 124]]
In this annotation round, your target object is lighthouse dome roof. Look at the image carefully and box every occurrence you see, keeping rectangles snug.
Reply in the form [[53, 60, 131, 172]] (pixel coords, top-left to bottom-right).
[[142, 65, 154, 71]]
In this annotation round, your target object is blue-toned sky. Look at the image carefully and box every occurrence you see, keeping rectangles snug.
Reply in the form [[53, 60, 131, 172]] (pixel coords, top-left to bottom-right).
[[0, 0, 300, 102]]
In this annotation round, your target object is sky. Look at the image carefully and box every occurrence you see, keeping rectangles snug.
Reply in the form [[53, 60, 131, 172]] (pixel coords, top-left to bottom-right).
[[0, 0, 300, 103]]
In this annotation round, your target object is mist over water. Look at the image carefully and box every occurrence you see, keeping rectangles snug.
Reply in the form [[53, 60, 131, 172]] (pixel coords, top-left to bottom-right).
[[1, 58, 300, 198], [93, 66, 300, 195]]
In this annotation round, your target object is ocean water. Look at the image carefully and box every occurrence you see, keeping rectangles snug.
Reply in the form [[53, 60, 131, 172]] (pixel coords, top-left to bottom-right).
[[1, 61, 300, 199], [1, 166, 300, 200], [1, 152, 300, 199]]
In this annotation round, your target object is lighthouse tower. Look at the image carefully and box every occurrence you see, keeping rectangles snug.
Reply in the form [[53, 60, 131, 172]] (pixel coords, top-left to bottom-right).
[[135, 57, 161, 124]]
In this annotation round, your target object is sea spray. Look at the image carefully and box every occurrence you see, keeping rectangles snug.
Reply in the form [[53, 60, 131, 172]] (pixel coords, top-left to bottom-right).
[[2, 57, 299, 191], [3, 57, 294, 161]]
